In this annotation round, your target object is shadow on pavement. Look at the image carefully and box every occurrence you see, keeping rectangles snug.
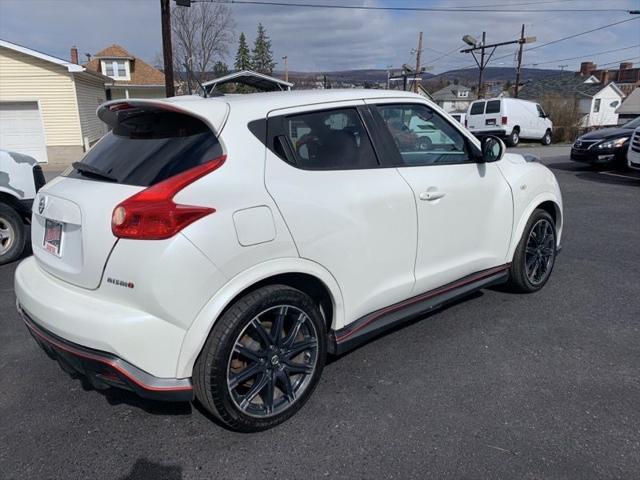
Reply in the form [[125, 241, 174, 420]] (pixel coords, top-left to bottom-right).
[[548, 162, 640, 185], [118, 459, 183, 480]]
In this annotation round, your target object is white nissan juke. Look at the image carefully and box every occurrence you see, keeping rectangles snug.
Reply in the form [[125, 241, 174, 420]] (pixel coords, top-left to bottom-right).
[[15, 90, 562, 431]]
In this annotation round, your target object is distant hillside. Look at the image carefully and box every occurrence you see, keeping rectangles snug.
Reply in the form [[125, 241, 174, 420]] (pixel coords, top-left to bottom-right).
[[429, 67, 561, 83], [276, 66, 562, 86]]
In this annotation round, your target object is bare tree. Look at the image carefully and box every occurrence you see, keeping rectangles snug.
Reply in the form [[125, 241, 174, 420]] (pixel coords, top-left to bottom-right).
[[171, 1, 234, 86]]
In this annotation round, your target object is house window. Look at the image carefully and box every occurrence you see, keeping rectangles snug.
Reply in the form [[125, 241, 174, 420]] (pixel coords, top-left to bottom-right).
[[101, 59, 130, 80], [593, 99, 601, 113]]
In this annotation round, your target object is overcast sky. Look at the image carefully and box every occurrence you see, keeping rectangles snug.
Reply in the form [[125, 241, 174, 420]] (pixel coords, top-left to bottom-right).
[[0, 0, 639, 74]]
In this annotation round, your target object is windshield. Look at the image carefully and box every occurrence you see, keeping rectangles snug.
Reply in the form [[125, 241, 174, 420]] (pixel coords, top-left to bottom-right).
[[623, 116, 640, 129]]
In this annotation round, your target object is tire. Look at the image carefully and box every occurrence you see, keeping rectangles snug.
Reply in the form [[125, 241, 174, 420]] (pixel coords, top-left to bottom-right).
[[0, 203, 26, 266], [193, 285, 327, 432], [506, 209, 557, 293], [540, 130, 552, 146], [506, 129, 520, 147]]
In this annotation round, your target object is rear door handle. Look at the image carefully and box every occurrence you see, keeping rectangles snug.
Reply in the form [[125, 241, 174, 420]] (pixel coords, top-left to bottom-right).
[[419, 191, 446, 201]]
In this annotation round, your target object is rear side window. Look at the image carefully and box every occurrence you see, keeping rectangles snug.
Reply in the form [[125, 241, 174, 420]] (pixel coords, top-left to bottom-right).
[[282, 108, 377, 169], [66, 109, 222, 186], [485, 100, 501, 114], [470, 102, 485, 115]]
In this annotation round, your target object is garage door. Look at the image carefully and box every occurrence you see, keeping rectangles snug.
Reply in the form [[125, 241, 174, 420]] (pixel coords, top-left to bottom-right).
[[0, 102, 48, 163]]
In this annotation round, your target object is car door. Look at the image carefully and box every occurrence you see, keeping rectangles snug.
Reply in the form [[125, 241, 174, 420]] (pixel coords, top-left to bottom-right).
[[535, 104, 549, 137], [264, 102, 417, 323], [367, 100, 513, 295]]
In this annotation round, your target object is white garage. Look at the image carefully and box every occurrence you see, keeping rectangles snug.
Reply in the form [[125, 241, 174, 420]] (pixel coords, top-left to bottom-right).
[[0, 101, 48, 163]]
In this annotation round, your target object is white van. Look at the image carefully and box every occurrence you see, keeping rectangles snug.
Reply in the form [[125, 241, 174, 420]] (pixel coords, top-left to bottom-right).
[[466, 98, 553, 147]]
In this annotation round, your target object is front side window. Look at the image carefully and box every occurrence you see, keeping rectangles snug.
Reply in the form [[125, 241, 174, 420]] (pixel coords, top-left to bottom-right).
[[376, 104, 472, 166], [536, 104, 547, 117], [470, 101, 485, 115], [282, 108, 377, 169]]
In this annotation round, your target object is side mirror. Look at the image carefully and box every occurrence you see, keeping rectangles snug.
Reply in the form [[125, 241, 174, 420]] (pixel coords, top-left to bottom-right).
[[481, 135, 506, 162]]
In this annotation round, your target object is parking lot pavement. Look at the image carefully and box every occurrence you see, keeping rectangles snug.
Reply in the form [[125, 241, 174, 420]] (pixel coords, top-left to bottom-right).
[[1, 146, 639, 480]]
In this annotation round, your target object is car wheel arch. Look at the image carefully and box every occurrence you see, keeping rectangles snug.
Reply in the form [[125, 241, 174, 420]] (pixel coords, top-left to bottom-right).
[[508, 195, 562, 261], [176, 258, 344, 378]]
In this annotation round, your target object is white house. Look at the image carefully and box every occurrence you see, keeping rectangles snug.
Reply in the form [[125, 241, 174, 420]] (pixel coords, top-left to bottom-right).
[[519, 73, 625, 128], [431, 85, 474, 113], [0, 39, 110, 165]]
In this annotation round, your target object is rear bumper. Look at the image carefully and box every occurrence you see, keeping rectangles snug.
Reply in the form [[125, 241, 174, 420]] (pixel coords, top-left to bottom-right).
[[469, 128, 507, 138], [19, 307, 193, 401], [14, 255, 191, 382]]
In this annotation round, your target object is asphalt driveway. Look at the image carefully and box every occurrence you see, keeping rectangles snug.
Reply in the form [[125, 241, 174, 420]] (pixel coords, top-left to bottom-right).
[[1, 146, 639, 479]]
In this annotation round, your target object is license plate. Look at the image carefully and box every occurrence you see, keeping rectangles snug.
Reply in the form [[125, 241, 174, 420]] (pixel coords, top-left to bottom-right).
[[486, 118, 496, 126], [43, 219, 63, 257]]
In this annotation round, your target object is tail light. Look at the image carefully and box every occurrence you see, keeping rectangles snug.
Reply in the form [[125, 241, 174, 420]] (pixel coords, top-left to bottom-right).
[[111, 155, 226, 240], [501, 116, 508, 125], [464, 118, 468, 128]]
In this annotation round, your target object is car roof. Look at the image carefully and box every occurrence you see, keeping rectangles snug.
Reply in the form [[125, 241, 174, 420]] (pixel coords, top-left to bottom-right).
[[99, 89, 435, 134], [167, 89, 428, 116]]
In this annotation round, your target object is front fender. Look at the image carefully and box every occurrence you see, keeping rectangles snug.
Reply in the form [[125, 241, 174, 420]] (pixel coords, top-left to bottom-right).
[[176, 257, 344, 378], [508, 192, 563, 260]]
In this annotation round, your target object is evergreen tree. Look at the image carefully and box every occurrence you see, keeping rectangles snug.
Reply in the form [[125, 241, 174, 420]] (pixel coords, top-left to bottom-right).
[[234, 32, 251, 71], [251, 23, 275, 75]]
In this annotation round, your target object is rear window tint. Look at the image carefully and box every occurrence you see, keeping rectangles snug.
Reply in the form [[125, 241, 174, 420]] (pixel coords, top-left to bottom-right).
[[485, 100, 501, 114], [470, 102, 485, 115], [66, 110, 222, 186]]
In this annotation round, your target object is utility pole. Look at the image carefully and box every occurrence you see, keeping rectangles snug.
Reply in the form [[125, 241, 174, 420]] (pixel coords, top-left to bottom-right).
[[414, 32, 423, 93], [160, 0, 175, 97], [461, 30, 535, 100], [478, 32, 486, 98], [514, 24, 525, 98], [282, 56, 289, 82], [558, 64, 568, 71]]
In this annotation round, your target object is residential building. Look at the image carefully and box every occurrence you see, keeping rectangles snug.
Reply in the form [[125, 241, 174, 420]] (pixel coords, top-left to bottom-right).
[[579, 61, 640, 95], [431, 85, 474, 113], [519, 73, 625, 127], [615, 87, 640, 125], [0, 39, 109, 164], [85, 44, 166, 100]]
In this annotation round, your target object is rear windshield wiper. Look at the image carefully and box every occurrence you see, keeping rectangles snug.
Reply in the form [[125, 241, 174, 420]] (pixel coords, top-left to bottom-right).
[[72, 162, 118, 182]]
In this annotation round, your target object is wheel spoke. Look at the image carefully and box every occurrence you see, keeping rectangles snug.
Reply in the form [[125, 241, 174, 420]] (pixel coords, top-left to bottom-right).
[[283, 313, 306, 348], [284, 361, 314, 375], [234, 343, 263, 363], [271, 306, 288, 346], [240, 373, 270, 409], [229, 362, 263, 390], [285, 339, 317, 358], [277, 369, 295, 402], [263, 371, 276, 413], [250, 317, 272, 348]]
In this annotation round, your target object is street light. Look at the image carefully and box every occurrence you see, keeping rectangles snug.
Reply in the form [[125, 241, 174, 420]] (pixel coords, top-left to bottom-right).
[[462, 35, 478, 47]]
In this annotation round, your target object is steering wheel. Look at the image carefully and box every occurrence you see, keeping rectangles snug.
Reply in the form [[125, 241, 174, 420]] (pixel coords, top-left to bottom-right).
[[296, 134, 322, 161], [416, 136, 433, 151]]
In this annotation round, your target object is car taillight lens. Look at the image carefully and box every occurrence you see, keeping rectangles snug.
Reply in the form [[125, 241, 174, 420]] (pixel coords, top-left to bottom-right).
[[501, 116, 508, 125], [111, 155, 226, 240]]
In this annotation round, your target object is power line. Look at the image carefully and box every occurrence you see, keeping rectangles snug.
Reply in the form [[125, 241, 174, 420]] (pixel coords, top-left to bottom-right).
[[205, 0, 635, 14], [523, 44, 640, 67]]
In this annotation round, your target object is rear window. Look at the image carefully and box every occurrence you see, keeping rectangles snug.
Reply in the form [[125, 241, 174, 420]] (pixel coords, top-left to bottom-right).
[[485, 100, 501, 114], [470, 102, 485, 115], [66, 109, 222, 186]]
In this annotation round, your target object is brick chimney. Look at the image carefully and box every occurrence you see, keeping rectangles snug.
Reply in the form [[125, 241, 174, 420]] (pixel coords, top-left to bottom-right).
[[600, 69, 609, 84], [579, 61, 596, 76], [70, 46, 78, 64]]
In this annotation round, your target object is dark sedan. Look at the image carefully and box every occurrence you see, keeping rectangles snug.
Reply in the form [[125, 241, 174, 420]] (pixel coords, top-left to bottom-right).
[[570, 116, 640, 168]]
